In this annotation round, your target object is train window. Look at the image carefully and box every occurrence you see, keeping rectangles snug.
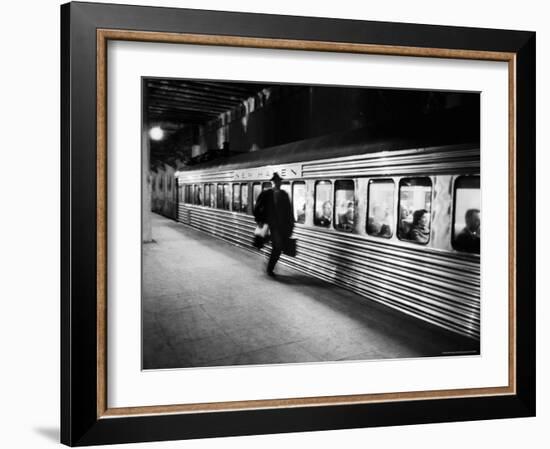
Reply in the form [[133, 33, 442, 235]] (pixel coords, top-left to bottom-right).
[[314, 181, 332, 227], [194, 184, 203, 206], [159, 176, 164, 191], [240, 184, 249, 213], [204, 184, 211, 207], [398, 177, 432, 244], [211, 184, 216, 207], [216, 184, 224, 209], [223, 184, 231, 210], [188, 184, 194, 204], [262, 182, 271, 191], [452, 176, 480, 254], [281, 182, 291, 200], [334, 180, 355, 232], [209, 184, 216, 208], [252, 183, 262, 208], [367, 179, 395, 238], [292, 182, 306, 224], [232, 184, 241, 211]]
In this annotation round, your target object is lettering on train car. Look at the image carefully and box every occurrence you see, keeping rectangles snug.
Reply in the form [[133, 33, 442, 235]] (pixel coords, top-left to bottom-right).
[[233, 164, 302, 181]]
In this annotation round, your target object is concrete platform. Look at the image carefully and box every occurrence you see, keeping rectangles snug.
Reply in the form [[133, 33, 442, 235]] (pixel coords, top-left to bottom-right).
[[143, 213, 479, 369]]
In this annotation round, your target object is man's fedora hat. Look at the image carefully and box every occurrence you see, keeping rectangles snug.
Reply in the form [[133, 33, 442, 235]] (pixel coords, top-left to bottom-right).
[[270, 172, 283, 182]]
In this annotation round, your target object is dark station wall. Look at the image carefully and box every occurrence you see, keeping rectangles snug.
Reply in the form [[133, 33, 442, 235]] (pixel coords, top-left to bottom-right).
[[198, 86, 477, 155]]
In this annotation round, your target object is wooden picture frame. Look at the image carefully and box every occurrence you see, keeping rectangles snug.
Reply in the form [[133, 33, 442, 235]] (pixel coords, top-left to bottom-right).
[[61, 1, 536, 446]]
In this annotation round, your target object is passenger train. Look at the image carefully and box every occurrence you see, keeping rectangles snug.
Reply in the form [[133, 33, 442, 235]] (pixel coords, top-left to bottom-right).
[[174, 128, 481, 340]]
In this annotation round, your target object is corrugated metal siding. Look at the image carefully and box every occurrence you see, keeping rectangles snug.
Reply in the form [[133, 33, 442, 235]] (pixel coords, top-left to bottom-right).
[[177, 204, 480, 340], [301, 147, 479, 177]]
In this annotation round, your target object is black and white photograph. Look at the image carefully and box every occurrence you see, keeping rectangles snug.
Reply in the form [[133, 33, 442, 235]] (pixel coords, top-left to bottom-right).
[[1, 0, 543, 447], [141, 79, 481, 370]]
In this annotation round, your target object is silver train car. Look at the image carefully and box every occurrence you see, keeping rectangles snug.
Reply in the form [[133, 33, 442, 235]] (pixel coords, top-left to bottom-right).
[[174, 129, 481, 340]]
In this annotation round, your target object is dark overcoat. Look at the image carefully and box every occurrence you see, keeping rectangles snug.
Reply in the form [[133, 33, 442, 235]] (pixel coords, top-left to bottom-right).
[[253, 189, 294, 239]]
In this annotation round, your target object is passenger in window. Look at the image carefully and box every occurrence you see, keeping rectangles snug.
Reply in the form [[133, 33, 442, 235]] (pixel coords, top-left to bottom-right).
[[368, 206, 392, 238], [316, 201, 332, 227], [338, 201, 355, 231], [399, 206, 413, 236], [455, 209, 480, 253], [295, 203, 306, 224], [407, 209, 430, 244]]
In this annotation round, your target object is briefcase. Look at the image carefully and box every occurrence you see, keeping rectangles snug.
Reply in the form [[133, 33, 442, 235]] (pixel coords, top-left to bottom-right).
[[252, 224, 270, 249], [253, 235, 266, 249], [283, 238, 297, 257]]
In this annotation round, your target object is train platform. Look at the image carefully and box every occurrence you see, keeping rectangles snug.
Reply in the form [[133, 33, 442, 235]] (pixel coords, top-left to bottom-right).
[[143, 213, 478, 370]]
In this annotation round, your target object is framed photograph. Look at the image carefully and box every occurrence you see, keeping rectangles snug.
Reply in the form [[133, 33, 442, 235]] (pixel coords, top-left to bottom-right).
[[61, 1, 536, 446]]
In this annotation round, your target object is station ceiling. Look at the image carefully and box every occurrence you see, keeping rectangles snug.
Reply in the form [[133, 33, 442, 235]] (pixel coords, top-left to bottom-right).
[[145, 79, 271, 126]]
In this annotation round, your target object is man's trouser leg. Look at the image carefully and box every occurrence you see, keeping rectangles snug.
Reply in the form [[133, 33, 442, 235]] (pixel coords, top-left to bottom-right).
[[267, 230, 283, 274]]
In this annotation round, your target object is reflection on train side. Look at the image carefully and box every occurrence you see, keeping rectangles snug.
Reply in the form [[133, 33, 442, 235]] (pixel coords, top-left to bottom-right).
[[178, 174, 480, 254]]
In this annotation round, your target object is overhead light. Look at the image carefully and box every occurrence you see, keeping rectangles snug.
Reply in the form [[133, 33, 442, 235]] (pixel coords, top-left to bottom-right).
[[149, 126, 164, 141]]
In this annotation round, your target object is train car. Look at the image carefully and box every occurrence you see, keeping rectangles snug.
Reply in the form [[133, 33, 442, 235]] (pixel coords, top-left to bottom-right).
[[151, 164, 178, 220], [174, 127, 481, 340]]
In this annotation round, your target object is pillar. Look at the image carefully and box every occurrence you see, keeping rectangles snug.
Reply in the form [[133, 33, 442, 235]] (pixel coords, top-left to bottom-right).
[[142, 80, 153, 242]]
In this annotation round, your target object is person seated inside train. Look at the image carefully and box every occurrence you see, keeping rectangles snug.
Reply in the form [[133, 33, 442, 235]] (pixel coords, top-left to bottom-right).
[[367, 206, 392, 238], [337, 201, 355, 231], [399, 206, 412, 236], [407, 209, 430, 244], [315, 201, 332, 227], [295, 202, 306, 224], [455, 208, 480, 253]]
